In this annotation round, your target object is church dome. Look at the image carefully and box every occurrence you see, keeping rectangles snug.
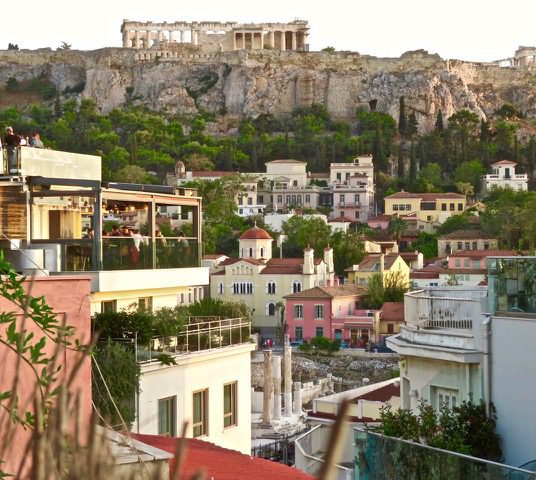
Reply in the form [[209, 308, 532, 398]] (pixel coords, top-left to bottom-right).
[[239, 226, 273, 240]]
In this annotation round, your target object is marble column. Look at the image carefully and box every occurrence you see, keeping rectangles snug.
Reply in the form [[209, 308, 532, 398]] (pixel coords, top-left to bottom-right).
[[122, 30, 129, 48], [283, 334, 292, 416], [293, 381, 302, 415], [157, 31, 163, 47], [241, 32, 246, 49], [180, 30, 184, 43], [262, 350, 273, 425], [291, 31, 297, 50], [250, 33, 255, 50], [169, 31, 173, 44], [134, 30, 140, 49], [273, 355, 282, 420], [281, 31, 286, 51], [260, 32, 264, 50], [233, 32, 237, 50], [269, 31, 275, 49]]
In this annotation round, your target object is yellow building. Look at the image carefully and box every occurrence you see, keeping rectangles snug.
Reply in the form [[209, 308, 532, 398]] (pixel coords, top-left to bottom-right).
[[345, 253, 410, 287], [384, 192, 467, 228]]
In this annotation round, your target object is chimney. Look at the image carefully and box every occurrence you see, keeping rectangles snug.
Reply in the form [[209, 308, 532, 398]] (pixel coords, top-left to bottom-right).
[[303, 246, 314, 274], [323, 246, 334, 274]]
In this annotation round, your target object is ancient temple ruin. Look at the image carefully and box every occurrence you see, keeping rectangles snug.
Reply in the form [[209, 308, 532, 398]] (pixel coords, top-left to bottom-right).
[[494, 46, 536, 67], [121, 19, 309, 51]]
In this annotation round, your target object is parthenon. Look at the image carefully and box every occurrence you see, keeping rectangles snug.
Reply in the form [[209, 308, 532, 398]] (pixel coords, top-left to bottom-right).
[[121, 19, 309, 51]]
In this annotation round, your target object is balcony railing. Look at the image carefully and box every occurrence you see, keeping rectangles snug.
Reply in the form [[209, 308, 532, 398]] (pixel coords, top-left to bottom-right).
[[404, 290, 480, 330], [136, 317, 251, 363], [32, 237, 200, 272]]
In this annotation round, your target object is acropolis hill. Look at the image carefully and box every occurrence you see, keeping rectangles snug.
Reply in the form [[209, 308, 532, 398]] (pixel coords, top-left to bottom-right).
[[1, 25, 535, 131]]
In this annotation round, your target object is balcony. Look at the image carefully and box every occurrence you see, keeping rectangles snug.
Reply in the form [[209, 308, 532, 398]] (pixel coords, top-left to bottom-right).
[[136, 317, 252, 363], [387, 288, 487, 360]]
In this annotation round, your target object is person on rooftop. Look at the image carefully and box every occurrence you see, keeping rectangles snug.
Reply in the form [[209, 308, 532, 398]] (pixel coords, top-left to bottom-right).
[[29, 132, 44, 148], [3, 127, 22, 174]]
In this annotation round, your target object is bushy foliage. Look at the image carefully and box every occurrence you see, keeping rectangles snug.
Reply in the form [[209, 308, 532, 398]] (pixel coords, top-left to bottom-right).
[[363, 271, 408, 308], [376, 400, 502, 462]]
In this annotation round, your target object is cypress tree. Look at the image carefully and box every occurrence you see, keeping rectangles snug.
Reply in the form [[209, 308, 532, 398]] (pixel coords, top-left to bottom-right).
[[408, 112, 418, 137], [397, 143, 404, 178], [409, 142, 417, 179], [435, 109, 444, 132], [398, 96, 407, 137]]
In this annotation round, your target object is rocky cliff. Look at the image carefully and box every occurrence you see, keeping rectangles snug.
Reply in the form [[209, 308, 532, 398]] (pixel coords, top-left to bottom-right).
[[1, 47, 535, 131]]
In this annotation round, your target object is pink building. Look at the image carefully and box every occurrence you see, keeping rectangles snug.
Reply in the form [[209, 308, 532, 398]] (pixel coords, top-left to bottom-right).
[[0, 275, 92, 475], [447, 249, 519, 270], [284, 284, 375, 346]]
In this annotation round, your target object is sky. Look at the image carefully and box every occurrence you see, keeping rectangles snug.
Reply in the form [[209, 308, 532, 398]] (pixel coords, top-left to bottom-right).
[[4, 0, 535, 62]]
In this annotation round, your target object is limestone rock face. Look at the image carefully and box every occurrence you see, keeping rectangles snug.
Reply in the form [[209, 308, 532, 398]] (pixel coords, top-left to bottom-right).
[[0, 48, 534, 131]]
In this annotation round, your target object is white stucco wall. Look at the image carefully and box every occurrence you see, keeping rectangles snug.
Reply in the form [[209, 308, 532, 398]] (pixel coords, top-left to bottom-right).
[[137, 343, 255, 454], [491, 314, 536, 467]]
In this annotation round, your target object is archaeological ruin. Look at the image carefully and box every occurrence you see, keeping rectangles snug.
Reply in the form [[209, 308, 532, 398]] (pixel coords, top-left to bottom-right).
[[121, 19, 309, 51]]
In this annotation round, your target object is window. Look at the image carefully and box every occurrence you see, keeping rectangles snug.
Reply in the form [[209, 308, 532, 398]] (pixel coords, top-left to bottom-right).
[[277, 195, 283, 204], [474, 260, 480, 268], [249, 247, 253, 257], [218, 283, 224, 294], [192, 390, 208, 437], [286, 195, 291, 204], [454, 259, 461, 268], [294, 304, 303, 319], [427, 216, 432, 222], [223, 382, 237, 428], [305, 194, 310, 203], [340, 211, 345, 217], [355, 194, 360, 205], [472, 242, 477, 250], [247, 197, 253, 205], [238, 197, 243, 205], [267, 302, 276, 316], [334, 329, 342, 340], [441, 203, 447, 211], [464, 259, 470, 268], [393, 204, 399, 211], [458, 203, 463, 211], [434, 387, 459, 410], [484, 242, 490, 250], [464, 242, 470, 250], [267, 281, 276, 294], [292, 281, 302, 293], [138, 297, 153, 312], [158, 396, 176, 436], [398, 204, 405, 211], [347, 303, 352, 315], [258, 195, 264, 203], [445, 242, 451, 254], [340, 194, 345, 205], [405, 204, 411, 211], [315, 326, 324, 337], [101, 300, 117, 313], [232, 282, 253, 294], [295, 326, 303, 340], [260, 247, 264, 257], [387, 323, 394, 334], [314, 305, 324, 319], [450, 203, 455, 211], [355, 211, 360, 219], [293, 180, 298, 186], [457, 242, 463, 250], [336, 173, 341, 181]]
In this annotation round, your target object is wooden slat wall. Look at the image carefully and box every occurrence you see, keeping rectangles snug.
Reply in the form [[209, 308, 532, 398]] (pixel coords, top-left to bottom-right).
[[0, 186, 27, 239]]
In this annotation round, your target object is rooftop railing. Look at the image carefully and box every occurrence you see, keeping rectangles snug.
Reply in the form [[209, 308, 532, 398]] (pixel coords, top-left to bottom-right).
[[404, 290, 481, 331], [136, 316, 251, 363]]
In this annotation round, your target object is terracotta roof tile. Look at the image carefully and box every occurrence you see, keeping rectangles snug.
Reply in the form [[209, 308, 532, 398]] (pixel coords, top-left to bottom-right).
[[346, 253, 405, 272], [352, 382, 400, 403], [490, 160, 517, 165], [443, 268, 487, 275], [239, 226, 273, 240], [284, 284, 366, 299], [386, 191, 465, 200], [328, 216, 356, 223], [439, 229, 495, 240], [192, 171, 236, 177], [131, 434, 314, 480]]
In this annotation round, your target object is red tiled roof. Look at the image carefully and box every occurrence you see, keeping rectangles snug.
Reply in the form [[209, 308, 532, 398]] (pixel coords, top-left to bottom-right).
[[410, 271, 440, 279], [399, 252, 419, 261], [381, 302, 405, 322], [284, 284, 366, 299], [328, 216, 355, 223], [192, 170, 236, 177], [220, 257, 265, 266], [368, 214, 392, 222], [439, 229, 495, 240], [131, 434, 314, 480], [266, 159, 307, 164], [386, 191, 465, 200], [239, 226, 273, 240], [260, 257, 304, 275], [449, 249, 519, 259], [443, 268, 487, 275], [490, 160, 517, 166], [352, 382, 400, 403]]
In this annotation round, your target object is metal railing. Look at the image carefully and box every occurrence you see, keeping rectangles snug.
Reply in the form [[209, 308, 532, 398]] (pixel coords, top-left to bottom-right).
[[404, 290, 478, 330], [1, 146, 21, 175], [137, 317, 251, 363], [294, 425, 354, 480]]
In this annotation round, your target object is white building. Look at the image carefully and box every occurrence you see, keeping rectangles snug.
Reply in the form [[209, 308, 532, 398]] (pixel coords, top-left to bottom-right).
[[482, 160, 528, 193], [136, 317, 255, 454], [389, 258, 536, 467]]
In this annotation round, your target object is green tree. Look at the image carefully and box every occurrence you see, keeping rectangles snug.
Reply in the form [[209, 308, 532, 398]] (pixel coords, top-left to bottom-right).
[[410, 232, 438, 259], [92, 341, 139, 428], [407, 112, 418, 137], [453, 160, 485, 194], [330, 231, 365, 277], [398, 96, 407, 136], [281, 216, 332, 258], [435, 109, 444, 133], [388, 217, 408, 241], [363, 273, 385, 309]]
